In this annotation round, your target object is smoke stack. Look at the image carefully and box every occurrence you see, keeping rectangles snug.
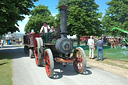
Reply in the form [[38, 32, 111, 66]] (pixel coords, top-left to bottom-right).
[[56, 5, 73, 54], [59, 5, 68, 38]]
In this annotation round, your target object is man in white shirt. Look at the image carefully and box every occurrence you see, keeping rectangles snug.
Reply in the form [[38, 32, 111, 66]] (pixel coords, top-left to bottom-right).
[[40, 22, 50, 33], [1, 39, 4, 48], [87, 36, 95, 59]]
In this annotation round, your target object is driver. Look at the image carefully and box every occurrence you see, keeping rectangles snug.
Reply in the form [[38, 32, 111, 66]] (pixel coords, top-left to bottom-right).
[[40, 22, 50, 33]]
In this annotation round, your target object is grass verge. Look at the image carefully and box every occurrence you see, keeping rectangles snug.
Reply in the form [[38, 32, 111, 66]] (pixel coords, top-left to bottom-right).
[[0, 53, 13, 85], [84, 46, 128, 62], [103, 60, 128, 69]]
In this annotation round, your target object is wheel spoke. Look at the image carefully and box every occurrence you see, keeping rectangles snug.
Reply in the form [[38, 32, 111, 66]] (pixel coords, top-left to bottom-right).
[[78, 51, 80, 57], [73, 47, 86, 73], [44, 49, 54, 78], [34, 39, 40, 65], [45, 53, 50, 75], [34, 41, 38, 64]]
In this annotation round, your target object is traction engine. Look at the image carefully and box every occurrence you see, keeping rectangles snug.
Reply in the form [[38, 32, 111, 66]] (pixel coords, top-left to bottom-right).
[[24, 5, 87, 78]]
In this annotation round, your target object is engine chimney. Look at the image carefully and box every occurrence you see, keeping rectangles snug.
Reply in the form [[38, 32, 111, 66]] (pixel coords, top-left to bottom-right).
[[55, 5, 73, 54], [59, 5, 68, 38]]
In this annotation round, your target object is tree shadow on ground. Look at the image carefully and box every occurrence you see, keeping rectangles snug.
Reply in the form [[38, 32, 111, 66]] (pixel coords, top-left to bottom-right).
[[0, 62, 9, 66], [91, 57, 108, 61], [0, 45, 28, 60], [0, 45, 21, 48]]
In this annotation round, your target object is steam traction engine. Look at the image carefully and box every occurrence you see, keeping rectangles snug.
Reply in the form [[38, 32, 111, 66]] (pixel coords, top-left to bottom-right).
[[24, 6, 87, 78]]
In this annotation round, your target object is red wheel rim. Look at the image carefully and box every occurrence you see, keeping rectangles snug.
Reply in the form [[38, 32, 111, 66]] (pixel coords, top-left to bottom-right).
[[73, 49, 83, 72], [44, 51, 50, 76], [34, 40, 38, 64]]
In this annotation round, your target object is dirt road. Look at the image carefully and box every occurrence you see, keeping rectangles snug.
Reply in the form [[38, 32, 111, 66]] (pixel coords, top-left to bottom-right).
[[0, 45, 128, 85]]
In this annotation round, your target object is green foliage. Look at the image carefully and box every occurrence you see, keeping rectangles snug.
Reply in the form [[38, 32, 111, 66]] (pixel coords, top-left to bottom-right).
[[58, 0, 102, 37], [54, 14, 61, 27], [102, 0, 128, 36], [0, 0, 38, 35], [24, 5, 54, 33], [58, 0, 69, 6]]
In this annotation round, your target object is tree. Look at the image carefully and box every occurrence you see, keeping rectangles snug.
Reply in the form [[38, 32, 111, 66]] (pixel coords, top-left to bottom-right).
[[102, 0, 128, 36], [58, 0, 102, 45], [24, 4, 54, 33], [0, 0, 38, 35]]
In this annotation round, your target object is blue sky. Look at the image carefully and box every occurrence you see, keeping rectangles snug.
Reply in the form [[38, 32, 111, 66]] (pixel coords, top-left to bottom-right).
[[34, 0, 111, 16], [18, 0, 111, 33], [34, 0, 59, 16]]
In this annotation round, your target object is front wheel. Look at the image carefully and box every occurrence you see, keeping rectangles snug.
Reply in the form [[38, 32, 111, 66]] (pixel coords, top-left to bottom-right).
[[73, 47, 86, 73], [44, 49, 54, 78]]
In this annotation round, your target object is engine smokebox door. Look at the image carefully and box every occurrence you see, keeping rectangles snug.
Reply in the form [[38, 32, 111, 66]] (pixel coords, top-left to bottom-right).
[[55, 37, 73, 54]]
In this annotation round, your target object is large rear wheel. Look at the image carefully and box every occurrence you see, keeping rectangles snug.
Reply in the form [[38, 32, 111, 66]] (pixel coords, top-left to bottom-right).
[[73, 47, 86, 73], [39, 38, 44, 66], [34, 38, 43, 66], [44, 49, 54, 78]]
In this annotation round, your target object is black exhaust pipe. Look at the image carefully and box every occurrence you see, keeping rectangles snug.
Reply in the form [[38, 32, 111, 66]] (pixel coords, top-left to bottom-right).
[[59, 5, 68, 38], [55, 5, 73, 54]]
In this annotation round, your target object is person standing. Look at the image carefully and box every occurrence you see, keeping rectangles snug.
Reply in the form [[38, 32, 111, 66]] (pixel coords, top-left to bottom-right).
[[40, 22, 50, 33], [96, 37, 104, 61], [1, 39, 4, 48], [49, 26, 55, 32], [87, 36, 95, 59], [85, 38, 88, 46], [109, 37, 114, 48]]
